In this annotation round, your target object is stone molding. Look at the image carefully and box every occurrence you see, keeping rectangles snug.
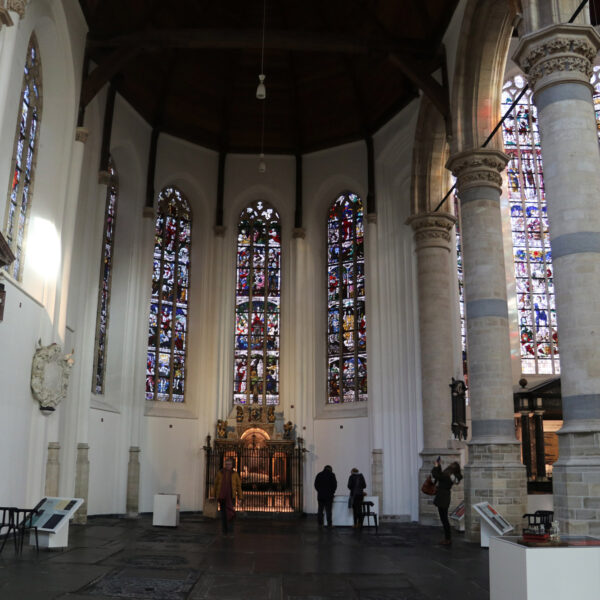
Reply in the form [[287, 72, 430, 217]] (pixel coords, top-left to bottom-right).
[[75, 127, 89, 143], [98, 170, 111, 185], [292, 227, 306, 239], [446, 149, 508, 194], [406, 212, 456, 250], [213, 225, 226, 237], [366, 212, 377, 224], [513, 24, 600, 92], [6, 0, 26, 18]]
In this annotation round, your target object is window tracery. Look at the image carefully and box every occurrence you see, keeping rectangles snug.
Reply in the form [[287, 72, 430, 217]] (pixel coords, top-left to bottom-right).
[[327, 192, 367, 403], [233, 200, 281, 406], [3, 35, 42, 280], [92, 158, 118, 394], [146, 187, 191, 402]]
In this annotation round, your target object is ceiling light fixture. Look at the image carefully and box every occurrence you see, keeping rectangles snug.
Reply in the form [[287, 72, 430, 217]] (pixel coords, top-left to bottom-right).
[[257, 0, 267, 172], [256, 0, 267, 100]]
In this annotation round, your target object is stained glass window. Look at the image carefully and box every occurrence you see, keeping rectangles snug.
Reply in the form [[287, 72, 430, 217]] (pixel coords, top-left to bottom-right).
[[3, 35, 42, 280], [592, 66, 600, 138], [327, 192, 367, 403], [454, 192, 468, 389], [233, 200, 281, 406], [146, 187, 191, 402], [91, 159, 118, 394], [502, 76, 558, 375]]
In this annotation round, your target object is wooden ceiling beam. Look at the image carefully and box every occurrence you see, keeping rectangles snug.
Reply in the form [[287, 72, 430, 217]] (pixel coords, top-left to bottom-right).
[[80, 45, 142, 107], [87, 28, 433, 57]]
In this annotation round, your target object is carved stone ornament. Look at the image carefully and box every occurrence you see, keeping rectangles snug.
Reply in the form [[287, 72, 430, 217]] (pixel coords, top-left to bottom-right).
[[513, 24, 600, 91], [31, 341, 74, 412], [446, 149, 509, 193], [6, 0, 26, 18], [407, 212, 456, 249]]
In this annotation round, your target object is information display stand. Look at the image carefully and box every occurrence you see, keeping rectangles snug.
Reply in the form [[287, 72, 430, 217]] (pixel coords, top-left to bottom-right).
[[152, 493, 180, 527], [331, 495, 379, 527], [29, 497, 84, 548], [473, 502, 513, 547], [449, 501, 465, 532]]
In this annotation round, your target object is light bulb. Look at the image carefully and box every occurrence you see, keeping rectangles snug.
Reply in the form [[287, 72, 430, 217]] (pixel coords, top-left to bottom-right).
[[256, 74, 266, 100], [258, 153, 266, 173]]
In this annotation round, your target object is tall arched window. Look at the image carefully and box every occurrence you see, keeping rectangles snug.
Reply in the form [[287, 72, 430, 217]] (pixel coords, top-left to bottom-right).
[[146, 187, 191, 402], [3, 35, 42, 280], [502, 76, 558, 375], [327, 192, 367, 403], [92, 158, 118, 394], [233, 200, 281, 406]]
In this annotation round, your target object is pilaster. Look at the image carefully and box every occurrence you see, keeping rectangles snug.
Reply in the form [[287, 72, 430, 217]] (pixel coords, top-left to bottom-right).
[[73, 443, 90, 524], [44, 442, 60, 497], [126, 446, 141, 518]]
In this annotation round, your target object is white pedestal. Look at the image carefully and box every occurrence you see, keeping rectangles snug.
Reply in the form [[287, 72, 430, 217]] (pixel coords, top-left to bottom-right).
[[331, 495, 379, 527], [35, 524, 69, 548], [490, 536, 600, 600], [152, 493, 180, 527]]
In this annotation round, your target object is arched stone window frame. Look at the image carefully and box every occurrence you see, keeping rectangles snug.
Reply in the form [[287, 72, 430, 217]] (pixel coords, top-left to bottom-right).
[[2, 34, 42, 280], [326, 191, 367, 404], [232, 199, 281, 407], [145, 186, 192, 403], [91, 157, 118, 394]]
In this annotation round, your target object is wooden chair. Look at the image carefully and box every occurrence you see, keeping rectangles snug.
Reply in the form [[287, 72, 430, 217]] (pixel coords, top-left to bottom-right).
[[13, 507, 41, 553], [0, 507, 18, 554], [360, 500, 378, 533]]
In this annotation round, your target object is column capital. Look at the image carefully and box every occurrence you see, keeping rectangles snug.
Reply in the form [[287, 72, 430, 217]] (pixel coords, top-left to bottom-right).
[[406, 211, 456, 251], [6, 0, 26, 19], [513, 24, 600, 93], [75, 127, 89, 144], [98, 170, 111, 185], [446, 149, 509, 194]]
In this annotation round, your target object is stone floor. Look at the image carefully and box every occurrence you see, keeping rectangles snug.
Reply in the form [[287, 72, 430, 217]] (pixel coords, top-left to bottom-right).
[[0, 514, 489, 599]]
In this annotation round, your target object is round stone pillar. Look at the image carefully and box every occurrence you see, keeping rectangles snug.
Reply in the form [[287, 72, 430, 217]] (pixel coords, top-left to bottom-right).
[[515, 24, 600, 536], [408, 212, 463, 523], [447, 149, 526, 541]]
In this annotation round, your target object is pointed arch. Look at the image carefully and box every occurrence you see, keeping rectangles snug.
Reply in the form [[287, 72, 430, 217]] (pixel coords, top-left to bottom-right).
[[3, 34, 43, 280], [233, 200, 281, 406], [92, 157, 119, 394], [326, 192, 367, 404], [146, 186, 192, 402]]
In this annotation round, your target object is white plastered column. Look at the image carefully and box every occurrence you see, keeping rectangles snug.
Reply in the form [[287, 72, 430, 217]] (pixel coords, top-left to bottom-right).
[[447, 149, 526, 541], [407, 212, 464, 523], [514, 24, 600, 536]]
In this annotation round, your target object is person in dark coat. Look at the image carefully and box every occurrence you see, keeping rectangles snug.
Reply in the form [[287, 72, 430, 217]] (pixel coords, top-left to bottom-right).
[[314, 465, 337, 527], [347, 467, 367, 527], [431, 459, 462, 545]]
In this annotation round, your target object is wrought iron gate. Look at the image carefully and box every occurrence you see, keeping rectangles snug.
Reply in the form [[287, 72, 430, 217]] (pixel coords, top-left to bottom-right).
[[205, 441, 303, 513]]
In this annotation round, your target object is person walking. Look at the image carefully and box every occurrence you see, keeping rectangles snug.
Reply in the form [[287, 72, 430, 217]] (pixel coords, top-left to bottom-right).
[[431, 458, 462, 545], [314, 465, 337, 528], [347, 467, 366, 528], [213, 458, 243, 534]]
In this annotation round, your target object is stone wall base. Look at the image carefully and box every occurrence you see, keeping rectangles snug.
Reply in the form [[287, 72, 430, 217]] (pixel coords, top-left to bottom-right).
[[419, 448, 464, 526], [464, 442, 527, 542], [553, 430, 600, 536]]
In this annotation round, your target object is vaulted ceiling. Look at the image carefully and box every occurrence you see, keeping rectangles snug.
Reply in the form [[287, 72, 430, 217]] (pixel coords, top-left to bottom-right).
[[79, 0, 459, 154]]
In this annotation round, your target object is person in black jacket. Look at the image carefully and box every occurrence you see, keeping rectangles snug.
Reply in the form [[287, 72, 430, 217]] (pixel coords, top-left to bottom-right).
[[347, 467, 367, 528], [314, 465, 337, 527], [431, 459, 463, 545]]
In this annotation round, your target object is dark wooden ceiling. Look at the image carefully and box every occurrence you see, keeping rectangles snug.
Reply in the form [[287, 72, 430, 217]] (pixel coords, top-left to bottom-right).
[[79, 0, 458, 154]]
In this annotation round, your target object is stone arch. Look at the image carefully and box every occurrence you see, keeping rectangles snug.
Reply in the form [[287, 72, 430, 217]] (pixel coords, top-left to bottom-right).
[[410, 95, 451, 216], [450, 0, 517, 153]]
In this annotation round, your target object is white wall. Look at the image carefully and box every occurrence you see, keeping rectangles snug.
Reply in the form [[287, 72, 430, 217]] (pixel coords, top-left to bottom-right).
[[1, 3, 426, 522], [0, 0, 86, 507]]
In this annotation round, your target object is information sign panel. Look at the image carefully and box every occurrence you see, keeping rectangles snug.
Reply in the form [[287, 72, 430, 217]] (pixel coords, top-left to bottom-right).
[[31, 497, 83, 532], [473, 502, 513, 547]]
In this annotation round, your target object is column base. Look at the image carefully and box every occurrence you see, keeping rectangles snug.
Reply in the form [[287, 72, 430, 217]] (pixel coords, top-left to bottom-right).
[[553, 431, 600, 536], [464, 443, 527, 542], [419, 448, 464, 526]]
